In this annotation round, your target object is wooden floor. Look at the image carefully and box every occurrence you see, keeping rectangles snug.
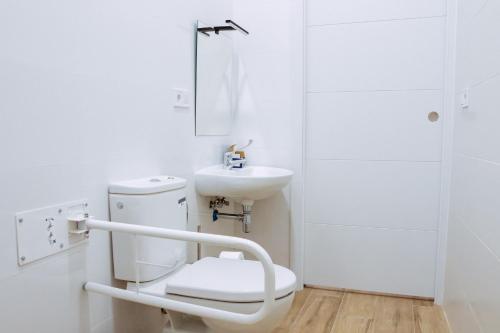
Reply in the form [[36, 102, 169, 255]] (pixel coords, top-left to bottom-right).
[[273, 288, 450, 333]]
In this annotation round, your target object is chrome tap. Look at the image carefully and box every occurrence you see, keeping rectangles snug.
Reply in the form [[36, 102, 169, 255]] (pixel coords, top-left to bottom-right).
[[223, 140, 252, 170], [223, 151, 246, 170]]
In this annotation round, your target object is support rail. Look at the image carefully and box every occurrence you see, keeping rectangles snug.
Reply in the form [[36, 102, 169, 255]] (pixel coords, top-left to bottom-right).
[[83, 218, 276, 325]]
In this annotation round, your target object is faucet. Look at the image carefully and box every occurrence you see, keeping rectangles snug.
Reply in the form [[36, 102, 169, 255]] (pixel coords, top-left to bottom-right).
[[223, 140, 252, 170], [223, 151, 246, 170]]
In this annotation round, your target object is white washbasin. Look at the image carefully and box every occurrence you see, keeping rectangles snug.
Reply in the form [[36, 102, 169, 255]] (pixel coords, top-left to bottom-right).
[[195, 165, 293, 202]]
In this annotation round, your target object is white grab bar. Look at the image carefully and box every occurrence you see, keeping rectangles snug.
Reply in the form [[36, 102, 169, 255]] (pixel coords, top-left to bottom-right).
[[83, 218, 276, 325]]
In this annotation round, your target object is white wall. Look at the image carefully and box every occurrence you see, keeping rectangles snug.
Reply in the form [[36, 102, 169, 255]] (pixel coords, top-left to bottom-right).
[[443, 0, 500, 331], [304, 1, 447, 297], [0, 1, 232, 332], [199, 0, 303, 269]]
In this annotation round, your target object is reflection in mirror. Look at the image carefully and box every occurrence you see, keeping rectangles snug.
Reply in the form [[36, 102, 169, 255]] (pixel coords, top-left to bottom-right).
[[195, 21, 234, 136]]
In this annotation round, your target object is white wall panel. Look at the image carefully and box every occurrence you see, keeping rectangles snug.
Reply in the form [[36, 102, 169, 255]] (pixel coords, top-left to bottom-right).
[[306, 160, 441, 230], [0, 248, 90, 333], [307, 90, 443, 161], [305, 223, 437, 297], [455, 0, 500, 90], [445, 216, 500, 333], [454, 75, 500, 164], [307, 0, 445, 26], [444, 0, 500, 331], [307, 17, 446, 92], [450, 155, 500, 258]]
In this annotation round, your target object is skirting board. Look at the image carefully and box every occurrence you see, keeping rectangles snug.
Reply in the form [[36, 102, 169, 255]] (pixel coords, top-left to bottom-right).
[[304, 284, 435, 302]]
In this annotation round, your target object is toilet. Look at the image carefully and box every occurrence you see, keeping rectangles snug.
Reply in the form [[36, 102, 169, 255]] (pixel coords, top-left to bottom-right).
[[109, 176, 297, 333]]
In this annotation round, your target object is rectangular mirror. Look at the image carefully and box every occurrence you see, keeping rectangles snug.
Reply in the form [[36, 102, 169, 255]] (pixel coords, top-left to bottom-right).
[[195, 21, 235, 136]]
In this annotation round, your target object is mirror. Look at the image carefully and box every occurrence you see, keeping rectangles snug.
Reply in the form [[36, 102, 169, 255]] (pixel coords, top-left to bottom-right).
[[195, 21, 235, 136]]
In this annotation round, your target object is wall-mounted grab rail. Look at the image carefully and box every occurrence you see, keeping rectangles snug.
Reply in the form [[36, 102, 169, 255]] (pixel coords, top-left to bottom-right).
[[82, 218, 276, 325]]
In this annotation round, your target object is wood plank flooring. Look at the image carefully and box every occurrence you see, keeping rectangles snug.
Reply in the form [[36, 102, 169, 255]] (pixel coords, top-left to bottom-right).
[[273, 288, 450, 333]]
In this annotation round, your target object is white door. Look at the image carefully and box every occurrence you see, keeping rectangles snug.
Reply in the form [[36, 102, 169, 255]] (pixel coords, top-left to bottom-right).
[[304, 1, 446, 297]]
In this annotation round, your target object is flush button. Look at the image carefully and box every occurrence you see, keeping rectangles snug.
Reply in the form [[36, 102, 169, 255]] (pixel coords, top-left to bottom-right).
[[149, 178, 162, 183]]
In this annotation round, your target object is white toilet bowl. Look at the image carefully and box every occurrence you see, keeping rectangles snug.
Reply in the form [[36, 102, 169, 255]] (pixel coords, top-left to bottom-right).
[[108, 176, 296, 332], [133, 257, 297, 333]]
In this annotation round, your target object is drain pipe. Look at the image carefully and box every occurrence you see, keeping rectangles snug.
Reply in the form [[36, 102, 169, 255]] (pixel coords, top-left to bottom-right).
[[241, 202, 252, 233], [210, 197, 253, 233]]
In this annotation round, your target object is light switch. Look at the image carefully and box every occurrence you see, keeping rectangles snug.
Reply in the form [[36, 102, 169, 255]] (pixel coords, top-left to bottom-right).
[[460, 88, 470, 110]]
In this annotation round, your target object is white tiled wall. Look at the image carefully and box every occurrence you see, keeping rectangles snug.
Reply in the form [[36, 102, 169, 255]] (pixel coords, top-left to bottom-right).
[[0, 1, 233, 332], [0, 0, 303, 331], [443, 0, 500, 331], [304, 1, 446, 297]]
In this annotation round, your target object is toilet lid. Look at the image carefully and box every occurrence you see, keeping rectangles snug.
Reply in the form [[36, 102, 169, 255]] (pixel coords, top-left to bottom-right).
[[165, 257, 297, 303]]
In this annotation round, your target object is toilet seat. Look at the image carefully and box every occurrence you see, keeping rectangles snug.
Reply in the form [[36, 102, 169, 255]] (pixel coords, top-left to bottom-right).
[[166, 257, 296, 302], [134, 257, 296, 303]]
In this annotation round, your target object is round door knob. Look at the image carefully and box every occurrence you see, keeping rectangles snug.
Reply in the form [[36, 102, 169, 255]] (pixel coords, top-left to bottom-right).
[[428, 111, 440, 122]]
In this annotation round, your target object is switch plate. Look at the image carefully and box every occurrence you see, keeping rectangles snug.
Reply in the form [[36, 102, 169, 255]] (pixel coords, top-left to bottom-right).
[[173, 88, 190, 109], [460, 88, 470, 109], [15, 200, 89, 266]]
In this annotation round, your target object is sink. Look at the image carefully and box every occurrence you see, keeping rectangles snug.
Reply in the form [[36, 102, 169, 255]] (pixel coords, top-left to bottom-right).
[[195, 165, 293, 203]]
